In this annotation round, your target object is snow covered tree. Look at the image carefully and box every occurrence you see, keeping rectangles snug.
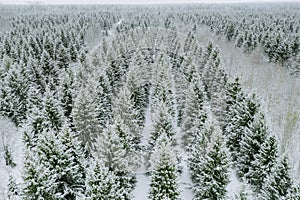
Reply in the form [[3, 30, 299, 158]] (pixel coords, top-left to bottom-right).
[[22, 125, 86, 200], [181, 76, 208, 151], [95, 74, 113, 128], [57, 68, 75, 120], [7, 175, 19, 200], [260, 156, 293, 200], [225, 94, 259, 162], [188, 120, 230, 200], [86, 160, 125, 200], [246, 135, 279, 191], [0, 64, 29, 126], [125, 65, 150, 126], [149, 133, 180, 200], [236, 113, 269, 178], [151, 56, 175, 116], [72, 83, 100, 152], [222, 77, 245, 130], [112, 84, 142, 146], [149, 101, 176, 148], [199, 41, 213, 72], [23, 87, 64, 147], [3, 144, 16, 167], [94, 123, 136, 200]]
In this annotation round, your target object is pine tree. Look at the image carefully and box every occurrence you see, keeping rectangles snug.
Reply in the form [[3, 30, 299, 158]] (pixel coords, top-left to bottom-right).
[[149, 101, 176, 148], [22, 125, 86, 200], [95, 74, 113, 128], [86, 160, 124, 200], [188, 121, 230, 200], [236, 113, 269, 178], [7, 175, 19, 200], [23, 87, 64, 144], [223, 77, 245, 127], [225, 94, 259, 162], [94, 123, 136, 200], [246, 135, 278, 191], [125, 65, 149, 126], [112, 84, 142, 145], [0, 63, 29, 126], [72, 84, 100, 152], [149, 133, 180, 200], [151, 56, 175, 116], [181, 76, 208, 151], [260, 156, 293, 200]]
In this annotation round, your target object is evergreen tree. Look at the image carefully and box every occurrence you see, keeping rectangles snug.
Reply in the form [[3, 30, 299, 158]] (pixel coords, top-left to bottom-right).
[[260, 156, 293, 200], [246, 135, 279, 191], [7, 175, 19, 200], [86, 160, 124, 200], [151, 57, 175, 116], [72, 84, 100, 152], [94, 123, 136, 200], [149, 133, 180, 200], [225, 94, 259, 162], [23, 87, 64, 145], [112, 84, 142, 145], [236, 113, 269, 178], [188, 120, 230, 200], [95, 74, 113, 128], [149, 101, 176, 148], [181, 76, 208, 150], [125, 65, 149, 126], [22, 125, 86, 200], [0, 64, 29, 126]]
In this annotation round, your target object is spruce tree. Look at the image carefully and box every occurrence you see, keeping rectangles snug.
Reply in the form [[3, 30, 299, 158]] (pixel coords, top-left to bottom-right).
[[95, 74, 113, 128], [22, 125, 86, 200], [260, 156, 293, 200], [112, 84, 142, 145], [94, 123, 136, 200], [181, 76, 208, 151], [149, 101, 176, 148], [149, 133, 180, 200], [246, 135, 278, 191], [86, 160, 124, 200], [72, 84, 100, 152], [7, 175, 19, 200], [225, 94, 258, 162], [236, 113, 269, 178], [188, 121, 230, 200]]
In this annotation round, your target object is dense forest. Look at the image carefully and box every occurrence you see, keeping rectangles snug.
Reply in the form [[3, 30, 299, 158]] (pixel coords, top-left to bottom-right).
[[0, 3, 299, 199]]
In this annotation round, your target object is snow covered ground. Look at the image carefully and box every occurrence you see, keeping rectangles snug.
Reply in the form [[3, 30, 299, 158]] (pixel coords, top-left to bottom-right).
[[0, 118, 23, 199]]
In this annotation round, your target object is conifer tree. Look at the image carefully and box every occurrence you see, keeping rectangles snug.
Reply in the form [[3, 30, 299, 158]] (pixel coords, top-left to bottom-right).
[[86, 160, 124, 200], [151, 57, 175, 116], [94, 123, 136, 200], [7, 175, 19, 200], [149, 133, 180, 200], [225, 94, 259, 162], [236, 113, 269, 178], [181, 76, 208, 150], [125, 65, 149, 126], [149, 101, 176, 148], [260, 156, 293, 200], [112, 84, 142, 144], [188, 120, 230, 200], [72, 84, 100, 152], [22, 125, 86, 200], [246, 135, 278, 191], [95, 74, 113, 128]]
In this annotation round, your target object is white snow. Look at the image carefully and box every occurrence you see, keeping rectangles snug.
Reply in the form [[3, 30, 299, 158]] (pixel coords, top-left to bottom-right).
[[0, 118, 23, 199]]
